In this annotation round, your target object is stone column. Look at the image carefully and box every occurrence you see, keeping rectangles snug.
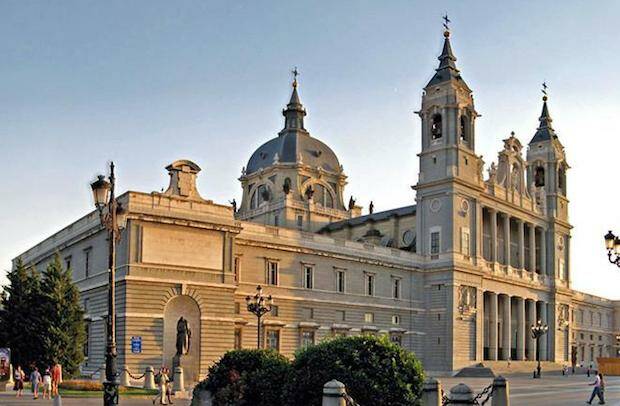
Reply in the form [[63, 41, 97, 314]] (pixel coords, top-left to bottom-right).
[[538, 301, 548, 361], [518, 220, 525, 270], [489, 292, 498, 360], [422, 378, 442, 406], [529, 224, 536, 273], [503, 214, 511, 266], [491, 376, 510, 406], [516, 297, 525, 360], [526, 299, 536, 361], [490, 209, 498, 263], [501, 294, 511, 360], [540, 228, 547, 276]]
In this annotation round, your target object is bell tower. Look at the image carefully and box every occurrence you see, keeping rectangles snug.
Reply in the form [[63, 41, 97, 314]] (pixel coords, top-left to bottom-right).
[[526, 87, 571, 283], [416, 20, 482, 188], [414, 19, 484, 264]]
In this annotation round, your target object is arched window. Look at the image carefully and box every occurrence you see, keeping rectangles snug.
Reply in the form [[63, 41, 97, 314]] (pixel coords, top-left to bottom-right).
[[431, 114, 442, 140], [534, 166, 545, 187], [312, 184, 335, 208], [558, 166, 567, 195], [250, 184, 270, 209], [460, 115, 469, 144]]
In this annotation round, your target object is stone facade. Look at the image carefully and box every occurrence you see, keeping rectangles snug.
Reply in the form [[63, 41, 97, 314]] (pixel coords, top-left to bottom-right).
[[13, 26, 620, 378]]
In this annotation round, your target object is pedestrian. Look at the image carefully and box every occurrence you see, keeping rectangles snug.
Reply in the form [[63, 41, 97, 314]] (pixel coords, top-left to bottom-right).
[[30, 366, 42, 399], [165, 367, 174, 404], [42, 367, 52, 400], [14, 365, 24, 397], [586, 372, 606, 404], [51, 362, 62, 397], [152, 366, 169, 405]]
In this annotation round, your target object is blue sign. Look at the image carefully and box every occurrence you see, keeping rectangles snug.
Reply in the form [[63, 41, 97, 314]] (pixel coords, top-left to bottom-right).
[[131, 336, 142, 354]]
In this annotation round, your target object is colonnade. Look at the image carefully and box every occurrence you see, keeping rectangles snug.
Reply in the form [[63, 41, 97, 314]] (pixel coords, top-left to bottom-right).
[[483, 292, 552, 361], [482, 207, 547, 275]]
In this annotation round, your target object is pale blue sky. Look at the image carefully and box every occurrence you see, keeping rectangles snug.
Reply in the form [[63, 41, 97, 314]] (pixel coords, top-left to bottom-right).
[[2, 1, 619, 298]]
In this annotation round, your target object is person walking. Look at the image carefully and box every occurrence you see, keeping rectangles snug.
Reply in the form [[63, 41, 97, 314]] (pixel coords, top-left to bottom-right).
[[42, 367, 52, 400], [51, 362, 62, 397], [14, 365, 24, 397], [164, 367, 174, 404], [152, 367, 169, 405], [587, 372, 606, 404], [30, 366, 42, 399]]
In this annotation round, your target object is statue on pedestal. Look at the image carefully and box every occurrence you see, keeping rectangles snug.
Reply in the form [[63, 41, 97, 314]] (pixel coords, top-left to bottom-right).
[[176, 317, 191, 356]]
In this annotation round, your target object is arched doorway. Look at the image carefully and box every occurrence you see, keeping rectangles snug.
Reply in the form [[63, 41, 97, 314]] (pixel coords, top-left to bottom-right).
[[163, 295, 201, 384]]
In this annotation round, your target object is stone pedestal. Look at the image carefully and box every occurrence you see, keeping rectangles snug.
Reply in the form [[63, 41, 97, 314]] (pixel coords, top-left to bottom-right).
[[172, 366, 184, 393], [322, 380, 346, 406], [120, 369, 131, 387], [99, 364, 106, 383]]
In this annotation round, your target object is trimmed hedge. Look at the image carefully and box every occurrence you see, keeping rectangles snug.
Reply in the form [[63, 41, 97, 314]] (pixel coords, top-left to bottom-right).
[[286, 335, 424, 406], [197, 349, 292, 406]]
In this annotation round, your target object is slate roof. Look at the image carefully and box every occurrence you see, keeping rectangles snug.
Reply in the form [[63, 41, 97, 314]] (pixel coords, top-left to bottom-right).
[[529, 98, 559, 144], [319, 205, 417, 232]]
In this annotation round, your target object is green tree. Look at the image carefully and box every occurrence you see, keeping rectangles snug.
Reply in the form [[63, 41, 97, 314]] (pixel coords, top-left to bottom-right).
[[0, 258, 45, 370], [39, 254, 85, 377]]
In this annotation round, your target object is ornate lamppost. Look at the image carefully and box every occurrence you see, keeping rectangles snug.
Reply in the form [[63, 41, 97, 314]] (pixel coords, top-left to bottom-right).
[[531, 320, 549, 378], [604, 231, 620, 267], [245, 285, 273, 349], [90, 162, 124, 406]]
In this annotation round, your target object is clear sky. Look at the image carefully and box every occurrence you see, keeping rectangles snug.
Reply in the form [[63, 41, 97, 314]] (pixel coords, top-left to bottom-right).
[[1, 1, 619, 298]]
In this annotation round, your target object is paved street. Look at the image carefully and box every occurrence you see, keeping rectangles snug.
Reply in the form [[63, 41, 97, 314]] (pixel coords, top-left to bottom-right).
[[441, 372, 620, 406], [0, 394, 191, 405]]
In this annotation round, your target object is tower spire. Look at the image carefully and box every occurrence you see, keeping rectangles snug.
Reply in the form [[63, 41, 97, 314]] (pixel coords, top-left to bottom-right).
[[530, 82, 558, 143], [426, 15, 468, 89], [282, 67, 307, 133]]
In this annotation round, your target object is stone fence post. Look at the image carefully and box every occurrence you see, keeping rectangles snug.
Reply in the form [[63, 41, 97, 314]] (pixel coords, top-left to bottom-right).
[[143, 366, 156, 390], [322, 380, 346, 406], [120, 368, 131, 387], [491, 375, 509, 406], [99, 363, 106, 383], [448, 383, 475, 405], [421, 377, 442, 406]]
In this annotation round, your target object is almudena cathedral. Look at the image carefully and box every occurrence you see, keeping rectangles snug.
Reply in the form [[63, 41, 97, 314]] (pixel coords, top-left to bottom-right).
[[14, 26, 620, 381]]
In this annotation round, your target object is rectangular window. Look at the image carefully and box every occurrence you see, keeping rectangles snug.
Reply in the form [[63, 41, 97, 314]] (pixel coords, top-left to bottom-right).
[[84, 248, 92, 278], [234, 302, 240, 315], [234, 328, 242, 350], [303, 265, 314, 289], [267, 261, 279, 285], [390, 334, 403, 346], [271, 305, 279, 317], [274, 215, 279, 227], [336, 310, 346, 322], [392, 278, 401, 299], [364, 312, 374, 323], [365, 274, 375, 296], [64, 255, 72, 271], [301, 330, 315, 349], [266, 330, 280, 351], [336, 270, 346, 293], [83, 321, 90, 358], [461, 228, 470, 257], [392, 315, 400, 325], [297, 215, 303, 230], [430, 231, 440, 259], [233, 256, 241, 283]]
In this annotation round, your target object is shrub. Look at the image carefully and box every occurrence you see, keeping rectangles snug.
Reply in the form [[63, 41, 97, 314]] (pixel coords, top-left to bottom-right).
[[197, 349, 292, 406], [59, 380, 102, 391], [286, 335, 424, 406]]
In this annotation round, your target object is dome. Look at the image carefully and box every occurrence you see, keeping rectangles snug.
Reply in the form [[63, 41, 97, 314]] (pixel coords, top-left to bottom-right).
[[246, 131, 341, 175]]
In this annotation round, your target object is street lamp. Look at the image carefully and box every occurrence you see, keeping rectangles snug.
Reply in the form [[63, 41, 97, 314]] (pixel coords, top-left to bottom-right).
[[531, 320, 549, 378], [604, 231, 620, 267], [245, 285, 273, 349], [90, 162, 125, 406]]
